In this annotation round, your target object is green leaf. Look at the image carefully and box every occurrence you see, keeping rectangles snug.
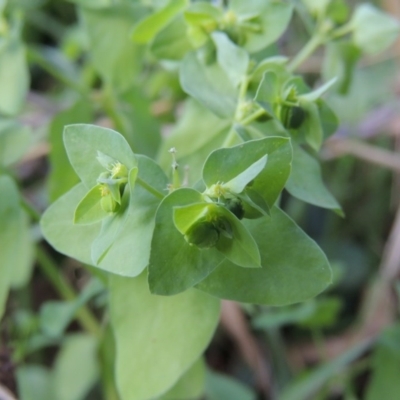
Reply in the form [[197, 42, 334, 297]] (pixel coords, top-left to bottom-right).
[[9, 210, 34, 290], [0, 175, 22, 320], [151, 15, 193, 60], [90, 206, 129, 266], [213, 205, 261, 269], [180, 51, 238, 119], [286, 144, 342, 213], [301, 0, 331, 16], [211, 31, 249, 87], [94, 156, 167, 277], [173, 202, 209, 235], [117, 88, 162, 158], [224, 154, 268, 194], [203, 137, 292, 209], [205, 370, 256, 400], [48, 99, 93, 202], [322, 41, 361, 95], [110, 272, 220, 400], [350, 4, 400, 55], [253, 301, 317, 330], [39, 278, 103, 338], [366, 324, 400, 400], [63, 124, 136, 189], [281, 340, 371, 400], [74, 184, 109, 224], [230, 0, 293, 53], [80, 5, 146, 92], [255, 71, 279, 114], [157, 99, 231, 172], [319, 100, 339, 139], [53, 334, 99, 400], [197, 206, 332, 305], [41, 183, 101, 265], [0, 120, 31, 166], [149, 188, 224, 295], [299, 78, 337, 103], [160, 358, 206, 400], [174, 202, 261, 269], [132, 0, 187, 44], [298, 100, 323, 151], [16, 365, 53, 400], [0, 35, 29, 116], [298, 296, 342, 329]]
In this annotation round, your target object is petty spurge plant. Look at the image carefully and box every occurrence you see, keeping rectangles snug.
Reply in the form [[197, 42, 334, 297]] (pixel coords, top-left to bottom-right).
[[1, 0, 399, 399]]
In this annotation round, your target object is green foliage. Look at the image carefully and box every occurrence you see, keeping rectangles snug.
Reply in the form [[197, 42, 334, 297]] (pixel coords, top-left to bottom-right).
[[110, 273, 220, 400], [2, 0, 399, 399]]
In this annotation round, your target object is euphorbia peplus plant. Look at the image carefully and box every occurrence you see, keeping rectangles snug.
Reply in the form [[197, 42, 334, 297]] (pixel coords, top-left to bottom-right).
[[0, 0, 393, 399]]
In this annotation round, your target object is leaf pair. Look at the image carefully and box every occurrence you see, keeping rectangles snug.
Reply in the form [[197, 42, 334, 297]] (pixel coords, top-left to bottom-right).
[[149, 137, 292, 295]]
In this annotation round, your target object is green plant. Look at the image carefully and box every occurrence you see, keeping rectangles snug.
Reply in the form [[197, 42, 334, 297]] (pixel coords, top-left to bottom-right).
[[1, 1, 399, 399]]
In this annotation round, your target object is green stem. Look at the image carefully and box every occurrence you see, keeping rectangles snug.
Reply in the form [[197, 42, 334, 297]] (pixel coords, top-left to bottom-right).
[[240, 108, 266, 126], [331, 22, 354, 39], [36, 246, 102, 337], [287, 34, 323, 73], [136, 177, 165, 200], [102, 87, 127, 135], [20, 198, 41, 222]]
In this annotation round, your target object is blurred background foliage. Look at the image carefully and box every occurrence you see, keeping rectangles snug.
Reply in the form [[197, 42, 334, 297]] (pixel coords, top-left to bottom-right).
[[0, 0, 400, 399]]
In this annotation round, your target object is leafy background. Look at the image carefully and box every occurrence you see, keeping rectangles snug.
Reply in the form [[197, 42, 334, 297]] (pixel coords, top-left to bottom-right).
[[1, 0, 400, 399]]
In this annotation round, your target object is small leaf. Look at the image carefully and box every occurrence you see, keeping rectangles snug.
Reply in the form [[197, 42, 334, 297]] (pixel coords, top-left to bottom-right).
[[350, 4, 400, 55], [286, 144, 342, 214], [132, 0, 188, 44], [365, 324, 400, 400], [211, 31, 249, 87], [299, 77, 337, 102], [160, 358, 206, 400], [80, 5, 146, 92], [151, 15, 192, 60], [157, 99, 231, 175], [0, 35, 29, 116], [254, 71, 279, 114], [180, 51, 238, 119], [224, 154, 268, 194], [74, 184, 108, 224], [197, 207, 332, 305], [16, 365, 53, 400], [202, 137, 292, 209], [322, 41, 361, 95], [53, 334, 99, 400], [230, 0, 293, 53], [298, 100, 323, 151], [149, 188, 224, 295], [173, 202, 209, 235], [94, 156, 167, 277], [213, 205, 261, 269], [48, 99, 93, 202], [0, 175, 22, 320], [110, 272, 220, 400], [205, 370, 256, 400], [63, 124, 136, 188], [0, 120, 31, 166]]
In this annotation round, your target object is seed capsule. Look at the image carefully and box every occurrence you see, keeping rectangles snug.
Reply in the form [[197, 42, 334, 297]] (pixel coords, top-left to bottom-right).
[[281, 105, 306, 129], [225, 198, 245, 220], [184, 221, 220, 249]]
